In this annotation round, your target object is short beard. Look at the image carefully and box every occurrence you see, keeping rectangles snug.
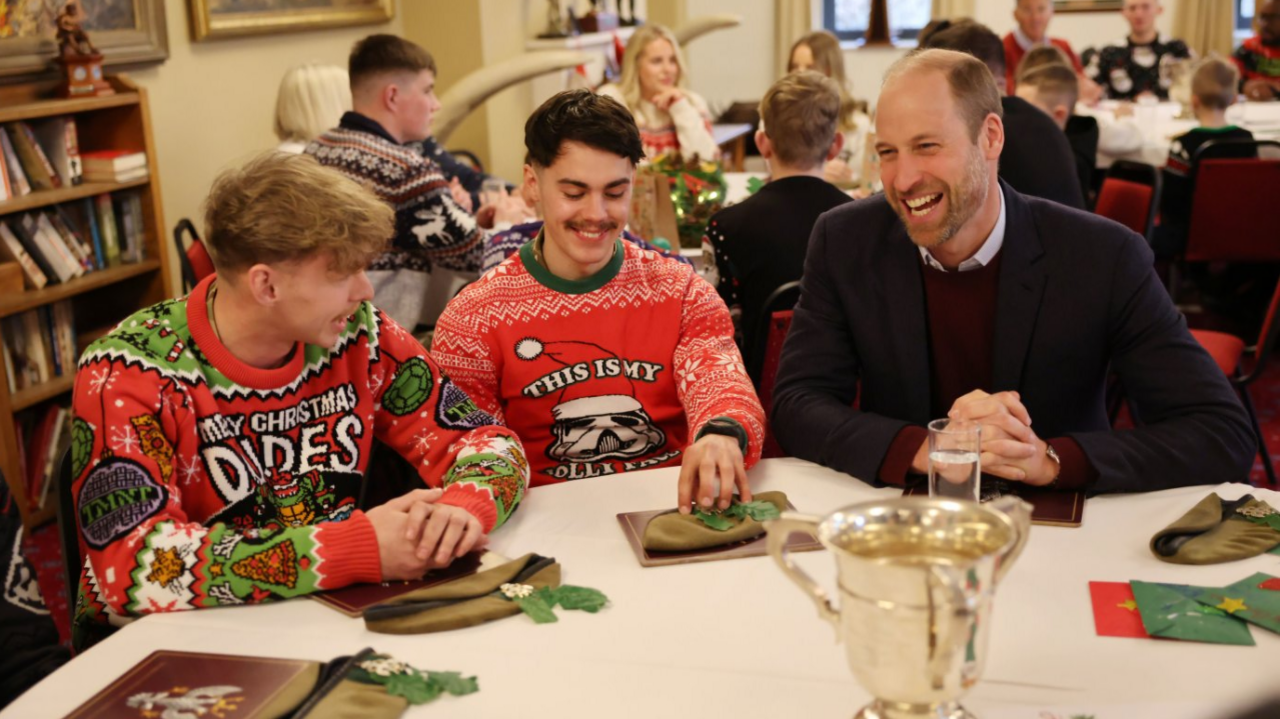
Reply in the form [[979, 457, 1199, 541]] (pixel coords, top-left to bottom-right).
[[896, 146, 990, 249]]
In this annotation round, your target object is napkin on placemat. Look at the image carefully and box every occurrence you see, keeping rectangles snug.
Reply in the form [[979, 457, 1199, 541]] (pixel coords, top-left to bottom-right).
[[62, 648, 476, 718], [363, 553, 561, 634], [1150, 494, 1280, 564], [642, 491, 788, 552]]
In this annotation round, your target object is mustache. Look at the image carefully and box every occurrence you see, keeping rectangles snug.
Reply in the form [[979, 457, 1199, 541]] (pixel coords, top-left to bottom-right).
[[566, 221, 619, 233]]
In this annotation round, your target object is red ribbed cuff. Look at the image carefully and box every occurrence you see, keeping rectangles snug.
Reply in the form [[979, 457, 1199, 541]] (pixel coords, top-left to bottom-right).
[[1047, 437, 1098, 491], [313, 511, 382, 587], [439, 483, 499, 533], [878, 425, 929, 487]]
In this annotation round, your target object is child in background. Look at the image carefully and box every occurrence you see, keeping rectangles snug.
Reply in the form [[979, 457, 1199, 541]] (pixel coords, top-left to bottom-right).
[[1015, 61, 1098, 204]]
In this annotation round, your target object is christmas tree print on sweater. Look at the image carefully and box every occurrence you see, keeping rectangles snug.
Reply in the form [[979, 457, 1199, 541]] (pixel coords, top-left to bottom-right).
[[70, 276, 528, 646]]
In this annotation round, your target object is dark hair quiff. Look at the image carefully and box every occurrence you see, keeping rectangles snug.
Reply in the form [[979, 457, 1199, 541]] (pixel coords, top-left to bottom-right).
[[524, 89, 645, 168]]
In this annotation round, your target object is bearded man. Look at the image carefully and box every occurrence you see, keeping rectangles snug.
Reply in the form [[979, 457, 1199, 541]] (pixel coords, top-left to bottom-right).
[[770, 48, 1253, 495]]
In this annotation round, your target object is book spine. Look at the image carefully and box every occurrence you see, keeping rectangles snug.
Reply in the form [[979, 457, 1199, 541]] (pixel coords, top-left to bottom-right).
[[95, 194, 121, 266], [41, 306, 60, 377], [82, 197, 105, 269], [5, 123, 58, 191], [13, 213, 65, 283], [35, 212, 84, 279], [0, 131, 31, 197], [50, 209, 94, 272], [0, 137, 10, 201], [21, 310, 49, 384], [0, 221, 48, 289]]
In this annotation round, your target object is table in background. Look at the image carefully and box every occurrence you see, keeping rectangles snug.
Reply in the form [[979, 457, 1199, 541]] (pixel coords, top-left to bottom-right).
[[1088, 99, 1280, 169], [7, 458, 1279, 718]]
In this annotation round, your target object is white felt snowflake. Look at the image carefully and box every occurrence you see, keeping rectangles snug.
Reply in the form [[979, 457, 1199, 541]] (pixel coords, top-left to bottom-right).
[[109, 425, 139, 454], [413, 429, 439, 455], [177, 456, 202, 486], [88, 367, 114, 395], [367, 372, 385, 396]]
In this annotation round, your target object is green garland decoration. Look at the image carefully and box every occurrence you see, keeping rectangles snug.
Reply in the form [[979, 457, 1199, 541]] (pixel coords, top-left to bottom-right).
[[351, 654, 479, 705], [496, 583, 610, 624], [692, 499, 781, 531]]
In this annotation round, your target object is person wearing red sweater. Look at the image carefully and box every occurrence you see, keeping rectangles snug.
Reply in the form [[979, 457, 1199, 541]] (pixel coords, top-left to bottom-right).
[[1233, 0, 1280, 101], [772, 49, 1253, 495], [70, 152, 529, 649], [432, 90, 764, 514], [1002, 0, 1100, 102]]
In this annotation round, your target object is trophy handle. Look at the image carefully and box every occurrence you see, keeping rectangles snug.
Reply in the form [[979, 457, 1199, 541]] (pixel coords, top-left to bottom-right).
[[926, 565, 970, 691], [988, 496, 1033, 584], [764, 513, 840, 633]]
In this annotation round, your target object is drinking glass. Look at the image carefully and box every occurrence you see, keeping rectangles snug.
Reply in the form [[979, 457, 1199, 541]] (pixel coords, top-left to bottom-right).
[[928, 418, 981, 502]]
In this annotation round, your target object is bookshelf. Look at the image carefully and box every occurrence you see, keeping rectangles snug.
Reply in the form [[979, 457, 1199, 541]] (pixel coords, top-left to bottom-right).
[[0, 75, 172, 530]]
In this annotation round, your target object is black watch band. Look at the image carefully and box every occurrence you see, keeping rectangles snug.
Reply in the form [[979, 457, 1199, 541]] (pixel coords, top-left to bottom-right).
[[696, 418, 749, 454]]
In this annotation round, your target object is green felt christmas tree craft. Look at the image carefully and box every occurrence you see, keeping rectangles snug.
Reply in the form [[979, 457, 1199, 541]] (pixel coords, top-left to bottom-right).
[[1130, 580, 1255, 646], [1193, 572, 1280, 636]]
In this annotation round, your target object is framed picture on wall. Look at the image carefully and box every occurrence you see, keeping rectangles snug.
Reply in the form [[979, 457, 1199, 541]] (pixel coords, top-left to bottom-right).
[[188, 0, 395, 42], [1053, 1, 1123, 11], [0, 0, 168, 79]]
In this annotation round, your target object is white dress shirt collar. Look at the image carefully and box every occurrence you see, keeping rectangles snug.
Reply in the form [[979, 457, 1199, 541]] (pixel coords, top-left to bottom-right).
[[1013, 27, 1043, 52], [919, 186, 1006, 273]]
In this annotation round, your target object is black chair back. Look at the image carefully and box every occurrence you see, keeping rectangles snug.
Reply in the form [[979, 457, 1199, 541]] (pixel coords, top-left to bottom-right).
[[746, 281, 801, 387], [55, 449, 79, 611], [173, 218, 200, 293]]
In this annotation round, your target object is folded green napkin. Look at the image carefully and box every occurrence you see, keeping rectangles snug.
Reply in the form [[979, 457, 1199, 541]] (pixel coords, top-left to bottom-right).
[[363, 554, 561, 634], [642, 491, 787, 552], [1150, 494, 1280, 565]]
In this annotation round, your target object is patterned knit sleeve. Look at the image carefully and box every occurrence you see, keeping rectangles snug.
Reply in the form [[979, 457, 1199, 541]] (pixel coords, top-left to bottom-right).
[[671, 271, 765, 467], [369, 309, 526, 532], [70, 355, 381, 626], [395, 159, 486, 274], [1232, 44, 1254, 87], [670, 91, 720, 162]]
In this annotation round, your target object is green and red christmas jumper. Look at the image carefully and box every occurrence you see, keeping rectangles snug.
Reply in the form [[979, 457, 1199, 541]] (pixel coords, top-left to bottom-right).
[[70, 275, 529, 643], [431, 236, 764, 485]]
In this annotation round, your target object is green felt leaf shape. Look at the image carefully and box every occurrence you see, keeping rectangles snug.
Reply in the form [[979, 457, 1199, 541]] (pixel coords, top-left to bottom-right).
[[547, 585, 609, 613], [724, 500, 781, 522], [515, 592, 559, 623], [692, 508, 735, 530], [352, 655, 479, 706]]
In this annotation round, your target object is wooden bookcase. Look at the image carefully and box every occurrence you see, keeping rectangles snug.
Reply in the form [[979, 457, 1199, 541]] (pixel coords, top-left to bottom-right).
[[0, 75, 172, 529]]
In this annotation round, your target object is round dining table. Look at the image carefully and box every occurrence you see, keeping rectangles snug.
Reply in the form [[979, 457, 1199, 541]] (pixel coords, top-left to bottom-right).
[[5, 457, 1279, 718]]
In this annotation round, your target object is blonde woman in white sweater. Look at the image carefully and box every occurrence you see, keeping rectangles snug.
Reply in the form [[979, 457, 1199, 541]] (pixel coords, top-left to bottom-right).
[[597, 24, 719, 162]]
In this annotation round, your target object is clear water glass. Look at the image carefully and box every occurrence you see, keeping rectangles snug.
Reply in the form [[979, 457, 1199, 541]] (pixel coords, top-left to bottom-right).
[[928, 418, 981, 502]]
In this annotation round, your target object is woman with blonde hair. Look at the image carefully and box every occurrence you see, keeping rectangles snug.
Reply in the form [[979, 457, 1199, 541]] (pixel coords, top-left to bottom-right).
[[787, 30, 871, 185], [274, 62, 351, 153], [597, 24, 719, 161]]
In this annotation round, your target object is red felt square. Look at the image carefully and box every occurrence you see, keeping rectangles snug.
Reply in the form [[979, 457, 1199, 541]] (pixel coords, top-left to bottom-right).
[[1089, 581, 1151, 638]]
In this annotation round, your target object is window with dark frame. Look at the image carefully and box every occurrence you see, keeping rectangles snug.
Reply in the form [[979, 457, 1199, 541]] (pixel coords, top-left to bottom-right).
[[822, 0, 931, 45]]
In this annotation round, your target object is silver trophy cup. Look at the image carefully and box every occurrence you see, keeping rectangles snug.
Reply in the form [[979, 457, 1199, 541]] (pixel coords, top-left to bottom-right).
[[766, 496, 1032, 719]]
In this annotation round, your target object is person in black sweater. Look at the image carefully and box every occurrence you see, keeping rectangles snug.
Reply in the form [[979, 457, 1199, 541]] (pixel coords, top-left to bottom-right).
[[702, 71, 852, 385], [924, 21, 1086, 210]]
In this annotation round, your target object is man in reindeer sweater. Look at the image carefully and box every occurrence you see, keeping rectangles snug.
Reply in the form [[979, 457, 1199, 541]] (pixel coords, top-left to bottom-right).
[[70, 152, 529, 649], [432, 90, 764, 512]]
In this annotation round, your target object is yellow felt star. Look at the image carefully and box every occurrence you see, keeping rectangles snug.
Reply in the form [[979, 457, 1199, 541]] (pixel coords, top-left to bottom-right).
[[1117, 599, 1138, 611], [1216, 597, 1249, 614]]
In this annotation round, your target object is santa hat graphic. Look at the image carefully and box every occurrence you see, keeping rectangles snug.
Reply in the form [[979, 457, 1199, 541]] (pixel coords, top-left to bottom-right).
[[515, 338, 643, 420]]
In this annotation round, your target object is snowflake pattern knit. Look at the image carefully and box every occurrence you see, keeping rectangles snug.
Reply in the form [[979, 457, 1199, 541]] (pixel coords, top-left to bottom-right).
[[70, 276, 528, 643], [432, 237, 764, 484]]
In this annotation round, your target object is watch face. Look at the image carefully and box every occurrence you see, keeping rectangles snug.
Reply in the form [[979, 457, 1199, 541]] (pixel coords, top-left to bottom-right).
[[73, 66, 88, 81]]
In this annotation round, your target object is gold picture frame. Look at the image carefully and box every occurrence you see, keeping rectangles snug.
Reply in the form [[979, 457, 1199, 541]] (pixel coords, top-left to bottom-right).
[[1053, 1, 1123, 11], [188, 0, 395, 42], [0, 0, 168, 79]]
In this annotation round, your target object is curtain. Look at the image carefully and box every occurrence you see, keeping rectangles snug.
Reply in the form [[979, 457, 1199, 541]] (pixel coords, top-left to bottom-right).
[[930, 0, 975, 22], [775, 0, 814, 78], [1174, 0, 1235, 59]]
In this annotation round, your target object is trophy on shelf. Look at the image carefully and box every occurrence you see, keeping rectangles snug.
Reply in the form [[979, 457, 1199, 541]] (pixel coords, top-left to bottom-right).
[[54, 0, 114, 98], [537, 0, 576, 39], [579, 0, 619, 34]]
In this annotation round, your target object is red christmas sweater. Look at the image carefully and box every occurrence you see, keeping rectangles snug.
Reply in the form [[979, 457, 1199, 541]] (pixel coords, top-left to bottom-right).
[[1233, 36, 1280, 92], [70, 275, 529, 641], [431, 237, 764, 484]]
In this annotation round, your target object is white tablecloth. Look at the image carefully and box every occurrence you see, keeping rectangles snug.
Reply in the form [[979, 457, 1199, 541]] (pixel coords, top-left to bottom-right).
[[7, 458, 1280, 718], [1089, 100, 1280, 169]]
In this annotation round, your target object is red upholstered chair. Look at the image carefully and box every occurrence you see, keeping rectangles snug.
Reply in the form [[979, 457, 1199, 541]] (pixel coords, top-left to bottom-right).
[[1190, 279, 1280, 489], [758, 310, 793, 459], [1184, 140, 1280, 264], [1095, 160, 1160, 243], [173, 218, 215, 292]]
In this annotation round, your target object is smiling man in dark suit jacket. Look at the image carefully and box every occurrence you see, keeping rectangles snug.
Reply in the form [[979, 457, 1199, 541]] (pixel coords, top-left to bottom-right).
[[771, 48, 1254, 494]]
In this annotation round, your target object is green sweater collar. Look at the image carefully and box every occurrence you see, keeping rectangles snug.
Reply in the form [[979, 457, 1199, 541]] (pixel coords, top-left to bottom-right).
[[519, 230, 624, 295]]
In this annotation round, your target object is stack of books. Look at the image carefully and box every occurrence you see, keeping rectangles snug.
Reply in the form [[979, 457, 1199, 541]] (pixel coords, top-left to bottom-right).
[[80, 150, 148, 184]]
